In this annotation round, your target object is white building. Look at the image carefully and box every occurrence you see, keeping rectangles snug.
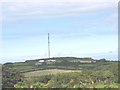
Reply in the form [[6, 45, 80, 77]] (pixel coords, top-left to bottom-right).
[[80, 60, 92, 63], [46, 59, 56, 64], [79, 60, 96, 63], [47, 60, 56, 62], [39, 60, 45, 63], [35, 60, 45, 65]]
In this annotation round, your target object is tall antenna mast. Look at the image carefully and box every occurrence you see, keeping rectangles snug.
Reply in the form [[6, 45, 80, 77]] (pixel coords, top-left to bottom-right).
[[48, 33, 50, 59]]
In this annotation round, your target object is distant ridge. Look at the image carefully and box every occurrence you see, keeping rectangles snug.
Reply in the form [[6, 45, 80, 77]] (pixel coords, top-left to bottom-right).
[[25, 57, 99, 63]]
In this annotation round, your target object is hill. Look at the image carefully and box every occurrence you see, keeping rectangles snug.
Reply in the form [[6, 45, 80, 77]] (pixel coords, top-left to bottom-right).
[[2, 57, 119, 88], [3, 57, 111, 73], [25, 57, 96, 62]]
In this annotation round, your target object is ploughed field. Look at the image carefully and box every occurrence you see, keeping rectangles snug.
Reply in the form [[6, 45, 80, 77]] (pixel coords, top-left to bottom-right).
[[23, 69, 81, 77]]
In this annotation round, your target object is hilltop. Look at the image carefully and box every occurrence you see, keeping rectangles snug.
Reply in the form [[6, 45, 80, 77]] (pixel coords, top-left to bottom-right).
[[3, 57, 111, 73]]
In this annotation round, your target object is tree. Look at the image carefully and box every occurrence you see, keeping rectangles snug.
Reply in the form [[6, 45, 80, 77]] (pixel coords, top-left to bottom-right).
[[2, 64, 23, 88]]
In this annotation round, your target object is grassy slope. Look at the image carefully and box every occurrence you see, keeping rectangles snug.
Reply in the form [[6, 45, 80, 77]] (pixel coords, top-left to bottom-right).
[[3, 59, 119, 88], [9, 59, 118, 73], [95, 83, 119, 88]]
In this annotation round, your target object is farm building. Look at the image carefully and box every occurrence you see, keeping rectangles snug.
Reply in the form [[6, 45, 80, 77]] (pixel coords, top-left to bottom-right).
[[79, 60, 96, 63], [47, 60, 56, 62], [80, 60, 92, 63], [39, 60, 45, 63], [35, 59, 45, 65], [46, 59, 56, 64]]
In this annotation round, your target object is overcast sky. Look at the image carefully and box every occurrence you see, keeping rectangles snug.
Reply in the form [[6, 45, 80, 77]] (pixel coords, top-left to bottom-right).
[[0, 0, 119, 63]]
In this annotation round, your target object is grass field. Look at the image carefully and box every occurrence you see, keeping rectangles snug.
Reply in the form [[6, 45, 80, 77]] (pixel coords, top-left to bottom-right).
[[95, 83, 119, 88], [13, 65, 39, 72], [23, 69, 81, 77]]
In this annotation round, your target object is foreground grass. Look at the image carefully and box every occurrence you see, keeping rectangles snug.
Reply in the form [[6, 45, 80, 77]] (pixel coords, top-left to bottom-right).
[[95, 83, 119, 88]]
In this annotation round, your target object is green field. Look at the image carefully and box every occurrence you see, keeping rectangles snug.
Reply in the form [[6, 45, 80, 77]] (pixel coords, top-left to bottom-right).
[[13, 65, 40, 73], [95, 83, 119, 88]]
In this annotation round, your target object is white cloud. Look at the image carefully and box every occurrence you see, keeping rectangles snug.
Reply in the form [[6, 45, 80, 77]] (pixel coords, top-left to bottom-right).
[[1, 0, 119, 3], [1, 0, 118, 22], [0, 3, 2, 21]]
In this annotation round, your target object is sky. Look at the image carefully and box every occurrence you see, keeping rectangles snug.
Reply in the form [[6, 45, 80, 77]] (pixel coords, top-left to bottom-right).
[[0, 0, 119, 63]]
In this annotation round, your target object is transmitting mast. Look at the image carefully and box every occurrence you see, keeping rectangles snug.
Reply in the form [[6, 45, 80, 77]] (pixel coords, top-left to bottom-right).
[[48, 33, 50, 59]]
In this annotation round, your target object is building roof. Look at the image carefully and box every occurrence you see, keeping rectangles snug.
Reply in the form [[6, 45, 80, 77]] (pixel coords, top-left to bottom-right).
[[47, 60, 56, 62], [39, 60, 45, 62]]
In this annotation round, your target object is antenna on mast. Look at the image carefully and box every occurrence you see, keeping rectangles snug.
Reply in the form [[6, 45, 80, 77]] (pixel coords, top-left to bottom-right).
[[48, 33, 50, 59]]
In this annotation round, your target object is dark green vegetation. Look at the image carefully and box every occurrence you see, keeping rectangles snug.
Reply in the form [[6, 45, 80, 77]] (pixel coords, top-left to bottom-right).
[[2, 63, 23, 88], [0, 64, 2, 89], [14, 70, 119, 88], [2, 57, 119, 88]]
